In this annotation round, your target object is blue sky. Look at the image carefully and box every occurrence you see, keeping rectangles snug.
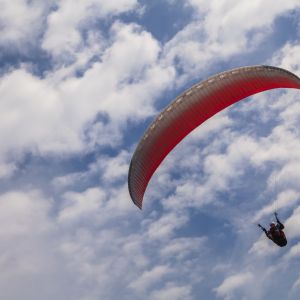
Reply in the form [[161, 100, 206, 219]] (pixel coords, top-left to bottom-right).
[[0, 1, 300, 299]]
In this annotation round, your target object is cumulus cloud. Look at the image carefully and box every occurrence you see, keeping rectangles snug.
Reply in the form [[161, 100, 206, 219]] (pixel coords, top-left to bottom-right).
[[0, 22, 175, 176], [160, 237, 207, 259], [285, 206, 300, 239], [0, 190, 77, 300], [129, 265, 172, 292], [249, 235, 280, 257], [163, 0, 300, 83], [0, 69, 78, 154], [0, 190, 52, 237], [58, 187, 106, 223], [253, 189, 300, 222], [156, 131, 260, 211], [150, 284, 192, 300], [273, 43, 300, 74], [214, 271, 253, 299], [0, 0, 50, 51], [42, 0, 140, 57], [146, 212, 189, 240], [283, 242, 300, 262]]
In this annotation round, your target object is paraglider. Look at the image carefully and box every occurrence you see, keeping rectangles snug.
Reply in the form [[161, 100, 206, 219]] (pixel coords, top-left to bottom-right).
[[258, 212, 287, 247], [128, 65, 300, 209]]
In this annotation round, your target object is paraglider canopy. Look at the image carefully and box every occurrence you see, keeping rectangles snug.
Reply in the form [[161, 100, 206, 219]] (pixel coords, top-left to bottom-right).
[[128, 65, 300, 209]]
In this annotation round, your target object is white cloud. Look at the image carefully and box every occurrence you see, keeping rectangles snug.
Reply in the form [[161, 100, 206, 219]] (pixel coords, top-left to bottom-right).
[[292, 275, 300, 291], [146, 212, 189, 240], [283, 242, 300, 262], [57, 228, 142, 299], [157, 132, 260, 211], [58, 182, 135, 228], [0, 190, 52, 237], [51, 151, 129, 190], [253, 190, 300, 222], [0, 190, 77, 300], [129, 265, 172, 292], [150, 284, 192, 300], [163, 0, 300, 83], [52, 171, 87, 190], [58, 187, 106, 223], [214, 271, 253, 299], [101, 153, 129, 182], [249, 236, 280, 257], [160, 237, 207, 259], [285, 206, 300, 239], [42, 0, 139, 57], [0, 69, 80, 154], [188, 113, 233, 142], [273, 43, 300, 74], [0, 22, 175, 175], [0, 0, 50, 51]]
